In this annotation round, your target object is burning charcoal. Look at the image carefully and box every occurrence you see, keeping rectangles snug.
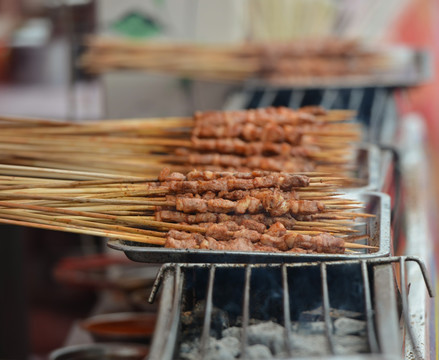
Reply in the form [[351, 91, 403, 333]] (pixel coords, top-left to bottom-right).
[[245, 344, 272, 359], [246, 321, 285, 355], [334, 335, 369, 354], [297, 321, 326, 334], [334, 318, 367, 336]]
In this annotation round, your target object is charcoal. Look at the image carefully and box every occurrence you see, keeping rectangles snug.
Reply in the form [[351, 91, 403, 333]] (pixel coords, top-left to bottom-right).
[[334, 317, 366, 336], [246, 321, 284, 355], [334, 335, 369, 354], [297, 321, 325, 334], [222, 326, 241, 339], [288, 334, 330, 357], [245, 344, 272, 359]]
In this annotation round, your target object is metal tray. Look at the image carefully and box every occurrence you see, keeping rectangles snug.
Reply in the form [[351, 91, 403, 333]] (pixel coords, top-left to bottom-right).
[[108, 191, 391, 264], [245, 49, 432, 89], [348, 143, 380, 192]]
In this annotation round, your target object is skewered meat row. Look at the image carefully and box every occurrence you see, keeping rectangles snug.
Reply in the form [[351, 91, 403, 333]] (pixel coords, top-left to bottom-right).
[[192, 122, 304, 144], [167, 195, 325, 216], [155, 210, 296, 231], [165, 188, 298, 201], [158, 169, 311, 193], [183, 153, 314, 172], [165, 223, 345, 254], [194, 107, 326, 127], [190, 138, 320, 157]]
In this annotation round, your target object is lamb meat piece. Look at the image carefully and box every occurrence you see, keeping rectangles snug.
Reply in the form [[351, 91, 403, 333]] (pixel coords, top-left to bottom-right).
[[175, 197, 207, 213], [236, 196, 251, 214], [156, 210, 219, 224], [199, 237, 255, 251], [288, 200, 325, 215], [167, 180, 198, 194], [158, 168, 186, 182], [242, 123, 264, 141], [226, 178, 255, 191], [235, 196, 262, 214], [253, 243, 281, 252], [165, 230, 205, 249], [165, 237, 198, 249], [261, 122, 286, 142], [167, 229, 193, 241], [284, 233, 344, 254], [186, 169, 215, 181], [260, 234, 288, 251], [206, 198, 236, 213], [279, 174, 310, 189], [261, 191, 289, 217], [205, 224, 234, 241], [219, 189, 297, 201], [272, 216, 296, 229], [195, 107, 317, 127], [155, 210, 186, 223], [241, 219, 266, 234], [265, 222, 287, 237], [233, 229, 262, 243], [198, 179, 228, 193]]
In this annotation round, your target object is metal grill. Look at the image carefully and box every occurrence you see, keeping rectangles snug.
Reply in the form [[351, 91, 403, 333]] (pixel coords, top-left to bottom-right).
[[147, 256, 432, 360]]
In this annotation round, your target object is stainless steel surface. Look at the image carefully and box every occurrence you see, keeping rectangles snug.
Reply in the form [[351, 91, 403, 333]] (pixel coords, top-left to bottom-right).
[[146, 258, 432, 360], [398, 114, 436, 360], [108, 191, 391, 264], [373, 265, 401, 355]]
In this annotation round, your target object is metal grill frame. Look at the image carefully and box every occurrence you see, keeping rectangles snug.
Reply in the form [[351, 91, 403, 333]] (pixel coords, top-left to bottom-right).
[[147, 256, 432, 360]]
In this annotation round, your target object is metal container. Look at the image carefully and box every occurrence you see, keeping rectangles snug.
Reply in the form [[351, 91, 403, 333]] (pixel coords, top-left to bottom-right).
[[108, 191, 391, 264]]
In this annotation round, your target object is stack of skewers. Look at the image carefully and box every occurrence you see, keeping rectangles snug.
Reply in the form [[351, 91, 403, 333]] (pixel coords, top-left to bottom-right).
[[80, 37, 393, 83], [0, 166, 375, 255], [0, 105, 376, 255], [0, 106, 360, 180]]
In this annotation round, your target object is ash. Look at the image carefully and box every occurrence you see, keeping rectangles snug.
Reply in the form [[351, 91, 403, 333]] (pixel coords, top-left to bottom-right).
[[178, 306, 368, 359]]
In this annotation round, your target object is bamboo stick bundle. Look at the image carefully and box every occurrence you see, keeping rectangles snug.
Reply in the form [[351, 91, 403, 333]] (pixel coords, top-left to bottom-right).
[[0, 106, 362, 180], [0, 168, 376, 255], [79, 36, 394, 83]]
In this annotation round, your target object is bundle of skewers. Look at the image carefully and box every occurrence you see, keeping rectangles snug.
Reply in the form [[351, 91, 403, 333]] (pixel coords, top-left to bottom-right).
[[0, 166, 375, 255], [80, 36, 393, 83], [0, 106, 361, 181]]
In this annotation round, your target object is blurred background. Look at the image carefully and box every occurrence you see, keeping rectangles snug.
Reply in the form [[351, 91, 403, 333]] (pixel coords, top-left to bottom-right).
[[0, 0, 438, 359]]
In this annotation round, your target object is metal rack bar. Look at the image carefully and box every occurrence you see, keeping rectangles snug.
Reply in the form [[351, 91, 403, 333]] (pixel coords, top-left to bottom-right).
[[320, 263, 335, 354], [240, 266, 252, 359], [282, 264, 294, 357], [199, 265, 216, 359], [361, 260, 380, 353]]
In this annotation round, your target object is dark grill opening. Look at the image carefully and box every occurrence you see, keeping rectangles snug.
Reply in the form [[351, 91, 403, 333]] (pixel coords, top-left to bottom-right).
[[165, 264, 376, 359], [148, 258, 432, 360]]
